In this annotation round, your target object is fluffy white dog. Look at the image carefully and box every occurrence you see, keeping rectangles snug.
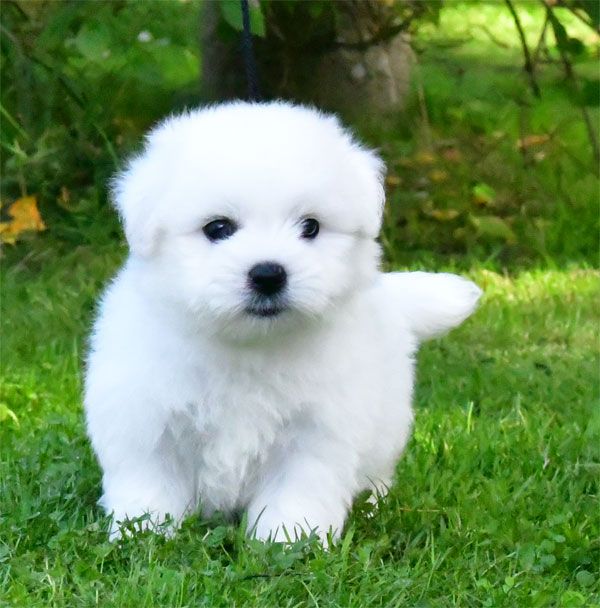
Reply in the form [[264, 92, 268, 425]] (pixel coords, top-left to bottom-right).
[[84, 101, 481, 542]]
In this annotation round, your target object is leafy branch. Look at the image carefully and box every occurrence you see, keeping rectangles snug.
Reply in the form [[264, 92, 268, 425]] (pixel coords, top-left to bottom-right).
[[505, 0, 542, 98], [504, 0, 599, 171]]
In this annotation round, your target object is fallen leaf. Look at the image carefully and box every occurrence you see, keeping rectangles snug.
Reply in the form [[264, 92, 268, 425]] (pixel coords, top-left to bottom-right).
[[429, 208, 460, 221], [386, 175, 402, 187], [0, 196, 46, 244], [422, 200, 459, 221], [517, 134, 550, 150], [441, 148, 462, 162], [469, 214, 516, 244], [414, 151, 436, 166], [429, 169, 449, 183]]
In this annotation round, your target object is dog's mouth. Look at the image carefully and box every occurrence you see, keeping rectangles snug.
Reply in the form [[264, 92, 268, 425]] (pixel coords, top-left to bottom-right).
[[244, 296, 289, 319], [245, 303, 287, 318]]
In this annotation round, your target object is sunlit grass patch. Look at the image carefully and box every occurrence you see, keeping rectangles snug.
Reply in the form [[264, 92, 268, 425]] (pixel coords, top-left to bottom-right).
[[418, 2, 599, 55]]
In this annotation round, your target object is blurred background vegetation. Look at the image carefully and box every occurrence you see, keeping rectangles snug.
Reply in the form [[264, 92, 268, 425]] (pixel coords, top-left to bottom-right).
[[1, 0, 598, 267]]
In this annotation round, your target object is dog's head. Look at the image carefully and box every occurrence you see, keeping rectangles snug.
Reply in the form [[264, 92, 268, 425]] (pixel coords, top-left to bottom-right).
[[113, 102, 385, 339]]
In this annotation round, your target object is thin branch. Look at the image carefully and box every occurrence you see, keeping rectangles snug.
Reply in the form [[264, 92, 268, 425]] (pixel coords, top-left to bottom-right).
[[517, 100, 533, 168], [505, 0, 542, 98], [476, 24, 510, 49], [545, 4, 600, 170], [415, 63, 432, 151], [4, 0, 29, 20], [532, 10, 549, 64]]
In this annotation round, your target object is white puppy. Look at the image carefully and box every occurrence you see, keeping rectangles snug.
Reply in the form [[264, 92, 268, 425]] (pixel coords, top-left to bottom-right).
[[84, 101, 481, 542]]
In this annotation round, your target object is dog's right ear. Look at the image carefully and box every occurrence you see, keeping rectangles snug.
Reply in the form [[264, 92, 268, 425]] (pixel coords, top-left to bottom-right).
[[111, 154, 162, 258]]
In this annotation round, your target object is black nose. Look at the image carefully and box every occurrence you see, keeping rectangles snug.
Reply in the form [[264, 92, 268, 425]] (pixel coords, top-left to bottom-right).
[[248, 262, 287, 296]]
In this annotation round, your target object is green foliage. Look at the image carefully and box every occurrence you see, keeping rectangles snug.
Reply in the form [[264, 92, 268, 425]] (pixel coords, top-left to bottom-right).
[[219, 0, 265, 37], [565, 0, 600, 30], [1, 0, 200, 227], [547, 5, 586, 59], [0, 1, 597, 265], [218, 0, 443, 40], [1, 246, 598, 605], [367, 1, 599, 266]]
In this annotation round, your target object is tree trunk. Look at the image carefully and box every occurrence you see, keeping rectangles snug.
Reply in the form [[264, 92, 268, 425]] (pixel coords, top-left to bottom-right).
[[200, 0, 413, 117]]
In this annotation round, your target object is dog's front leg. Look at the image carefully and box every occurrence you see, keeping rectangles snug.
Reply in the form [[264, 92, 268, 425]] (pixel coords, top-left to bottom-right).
[[247, 447, 355, 544], [98, 443, 196, 540], [100, 461, 193, 539]]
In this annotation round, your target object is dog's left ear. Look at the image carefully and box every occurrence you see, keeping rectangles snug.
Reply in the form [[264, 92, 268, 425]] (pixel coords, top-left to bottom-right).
[[111, 154, 163, 257], [323, 112, 386, 238], [350, 144, 386, 238]]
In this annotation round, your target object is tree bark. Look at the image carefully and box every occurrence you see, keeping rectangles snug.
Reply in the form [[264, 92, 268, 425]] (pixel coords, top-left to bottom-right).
[[200, 0, 413, 117]]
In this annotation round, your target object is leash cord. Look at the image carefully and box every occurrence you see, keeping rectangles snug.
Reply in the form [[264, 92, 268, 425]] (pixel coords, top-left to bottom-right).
[[240, 0, 261, 101]]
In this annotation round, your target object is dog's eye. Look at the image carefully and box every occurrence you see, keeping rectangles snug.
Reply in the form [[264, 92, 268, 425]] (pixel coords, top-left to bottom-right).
[[203, 218, 237, 242], [300, 218, 319, 240]]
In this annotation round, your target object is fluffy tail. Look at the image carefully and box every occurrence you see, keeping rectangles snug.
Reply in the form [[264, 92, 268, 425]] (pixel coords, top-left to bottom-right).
[[379, 272, 482, 342]]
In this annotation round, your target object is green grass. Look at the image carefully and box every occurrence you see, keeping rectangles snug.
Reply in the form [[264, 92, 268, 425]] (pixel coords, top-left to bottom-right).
[[1, 243, 598, 607]]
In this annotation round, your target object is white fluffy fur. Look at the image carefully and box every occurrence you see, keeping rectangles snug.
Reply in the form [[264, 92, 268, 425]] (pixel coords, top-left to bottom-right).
[[84, 101, 481, 542]]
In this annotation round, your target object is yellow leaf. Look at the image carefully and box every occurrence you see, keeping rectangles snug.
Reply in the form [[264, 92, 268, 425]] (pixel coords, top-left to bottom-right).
[[422, 200, 459, 221], [0, 196, 46, 244], [414, 151, 436, 166], [429, 208, 460, 221], [429, 169, 449, 183], [386, 174, 402, 187]]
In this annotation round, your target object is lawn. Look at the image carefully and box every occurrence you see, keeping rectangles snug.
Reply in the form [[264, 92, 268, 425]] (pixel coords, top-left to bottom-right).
[[1, 246, 598, 607], [1, 1, 599, 606]]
